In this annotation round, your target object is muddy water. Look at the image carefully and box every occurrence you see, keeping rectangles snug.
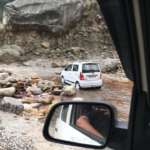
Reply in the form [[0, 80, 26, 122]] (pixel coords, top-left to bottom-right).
[[62, 77, 133, 123]]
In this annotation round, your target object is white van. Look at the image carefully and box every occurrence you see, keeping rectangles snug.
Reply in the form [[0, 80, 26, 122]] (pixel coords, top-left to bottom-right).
[[61, 62, 103, 89]]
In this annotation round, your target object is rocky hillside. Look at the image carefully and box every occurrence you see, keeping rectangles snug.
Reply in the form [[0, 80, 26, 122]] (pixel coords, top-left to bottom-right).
[[0, 0, 116, 63]]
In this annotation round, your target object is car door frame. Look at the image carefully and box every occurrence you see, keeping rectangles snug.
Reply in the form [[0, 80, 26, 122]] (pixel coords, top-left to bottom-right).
[[72, 64, 80, 84], [63, 64, 73, 84]]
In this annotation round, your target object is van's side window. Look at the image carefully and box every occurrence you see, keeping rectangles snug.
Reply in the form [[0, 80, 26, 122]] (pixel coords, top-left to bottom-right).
[[61, 105, 69, 122], [65, 65, 72, 71], [73, 65, 79, 71]]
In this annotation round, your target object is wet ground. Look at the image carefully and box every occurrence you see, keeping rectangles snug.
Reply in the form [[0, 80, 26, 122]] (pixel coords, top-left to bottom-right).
[[62, 74, 133, 123], [0, 59, 132, 149]]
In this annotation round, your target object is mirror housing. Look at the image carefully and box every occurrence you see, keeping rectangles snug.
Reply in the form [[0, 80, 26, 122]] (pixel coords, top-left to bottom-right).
[[43, 101, 114, 149]]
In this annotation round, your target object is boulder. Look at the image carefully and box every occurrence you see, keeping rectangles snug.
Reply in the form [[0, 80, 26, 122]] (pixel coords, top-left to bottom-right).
[[3, 0, 84, 32], [23, 103, 33, 111], [23, 103, 41, 112], [31, 74, 41, 84], [26, 85, 42, 95], [52, 87, 62, 95], [62, 85, 76, 97], [0, 87, 16, 96], [0, 72, 9, 80], [22, 93, 53, 104], [38, 105, 49, 116], [0, 69, 12, 75], [41, 42, 49, 49], [37, 94, 54, 104], [37, 80, 54, 91], [51, 60, 69, 68], [21, 96, 38, 104], [49, 75, 62, 86], [51, 62, 61, 68], [0, 45, 24, 63], [0, 97, 24, 114], [101, 58, 120, 73], [30, 103, 42, 108]]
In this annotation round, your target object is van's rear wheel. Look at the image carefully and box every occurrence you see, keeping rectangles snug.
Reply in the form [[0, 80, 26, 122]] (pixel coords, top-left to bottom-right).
[[97, 86, 102, 89], [75, 82, 80, 90]]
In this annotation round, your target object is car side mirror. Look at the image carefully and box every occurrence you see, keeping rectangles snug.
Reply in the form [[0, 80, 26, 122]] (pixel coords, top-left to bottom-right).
[[43, 101, 114, 149]]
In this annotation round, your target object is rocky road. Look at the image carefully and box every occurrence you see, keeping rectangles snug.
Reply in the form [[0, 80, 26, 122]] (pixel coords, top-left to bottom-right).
[[0, 59, 132, 150], [0, 111, 113, 150], [0, 74, 132, 150]]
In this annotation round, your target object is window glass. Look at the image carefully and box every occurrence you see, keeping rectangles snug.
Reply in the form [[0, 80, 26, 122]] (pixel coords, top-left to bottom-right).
[[73, 65, 79, 71], [65, 65, 72, 71], [82, 63, 100, 73], [61, 105, 69, 122]]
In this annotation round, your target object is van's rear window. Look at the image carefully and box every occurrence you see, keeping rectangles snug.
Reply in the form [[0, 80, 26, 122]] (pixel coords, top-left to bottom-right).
[[82, 63, 100, 73]]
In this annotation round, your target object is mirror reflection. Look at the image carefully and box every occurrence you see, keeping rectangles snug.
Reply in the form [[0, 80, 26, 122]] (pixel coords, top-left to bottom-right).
[[49, 103, 111, 147]]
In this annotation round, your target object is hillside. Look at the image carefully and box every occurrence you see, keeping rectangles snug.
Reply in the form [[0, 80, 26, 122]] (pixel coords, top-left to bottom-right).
[[0, 0, 116, 63]]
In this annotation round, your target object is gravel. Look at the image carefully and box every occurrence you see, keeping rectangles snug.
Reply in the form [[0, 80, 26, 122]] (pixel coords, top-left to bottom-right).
[[0, 111, 112, 150]]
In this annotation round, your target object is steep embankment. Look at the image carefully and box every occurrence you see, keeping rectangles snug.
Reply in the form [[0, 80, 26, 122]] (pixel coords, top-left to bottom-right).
[[0, 0, 116, 63]]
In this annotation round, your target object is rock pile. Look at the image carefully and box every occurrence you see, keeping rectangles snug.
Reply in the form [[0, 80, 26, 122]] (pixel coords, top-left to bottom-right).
[[0, 69, 77, 116]]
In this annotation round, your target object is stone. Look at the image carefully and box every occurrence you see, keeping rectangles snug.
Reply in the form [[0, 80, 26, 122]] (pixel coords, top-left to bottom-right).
[[38, 94, 54, 104], [51, 61, 69, 68], [23, 104, 33, 111], [0, 69, 12, 75], [30, 103, 42, 108], [23, 104, 38, 114], [31, 74, 41, 84], [51, 62, 60, 68], [38, 105, 49, 116], [21, 96, 38, 104], [0, 97, 24, 114], [0, 72, 9, 80], [22, 93, 53, 104], [62, 85, 76, 97], [52, 87, 62, 96], [0, 87, 16, 96], [37, 80, 54, 91], [26, 86, 42, 95], [23, 103, 41, 112], [0, 45, 24, 63], [41, 42, 49, 49], [3, 0, 84, 32], [7, 76, 17, 83], [0, 80, 9, 86], [49, 75, 62, 86], [101, 58, 120, 73]]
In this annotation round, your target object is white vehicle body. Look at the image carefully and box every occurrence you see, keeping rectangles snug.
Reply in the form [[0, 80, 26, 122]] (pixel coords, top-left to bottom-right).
[[53, 105, 101, 146], [61, 62, 103, 88]]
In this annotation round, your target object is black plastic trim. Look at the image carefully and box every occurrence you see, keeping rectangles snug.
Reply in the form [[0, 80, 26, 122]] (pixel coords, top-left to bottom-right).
[[43, 101, 115, 149]]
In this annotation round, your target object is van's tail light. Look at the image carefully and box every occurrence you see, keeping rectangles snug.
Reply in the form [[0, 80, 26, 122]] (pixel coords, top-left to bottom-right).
[[80, 72, 85, 80]]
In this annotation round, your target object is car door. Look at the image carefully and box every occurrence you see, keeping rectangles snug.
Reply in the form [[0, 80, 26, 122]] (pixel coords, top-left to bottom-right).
[[63, 64, 73, 84], [72, 64, 79, 83]]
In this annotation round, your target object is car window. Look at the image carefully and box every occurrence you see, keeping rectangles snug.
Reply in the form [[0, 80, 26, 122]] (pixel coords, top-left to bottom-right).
[[0, 0, 134, 149], [65, 65, 72, 71], [61, 105, 69, 122], [73, 65, 79, 71], [82, 63, 100, 73]]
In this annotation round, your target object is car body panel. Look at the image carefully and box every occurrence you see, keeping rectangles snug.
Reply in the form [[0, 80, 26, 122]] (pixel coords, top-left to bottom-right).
[[61, 62, 103, 88], [53, 105, 102, 146]]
